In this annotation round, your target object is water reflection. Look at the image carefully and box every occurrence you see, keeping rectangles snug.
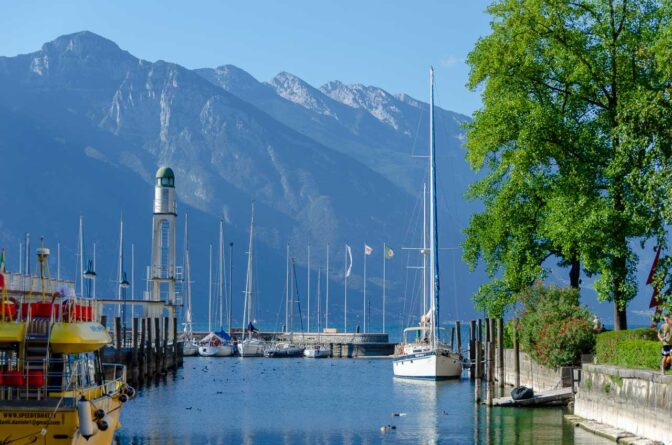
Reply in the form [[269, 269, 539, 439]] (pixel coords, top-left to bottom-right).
[[114, 359, 610, 445]]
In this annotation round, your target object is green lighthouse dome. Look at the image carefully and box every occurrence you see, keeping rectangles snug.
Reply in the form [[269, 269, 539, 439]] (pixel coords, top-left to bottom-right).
[[156, 167, 175, 187]]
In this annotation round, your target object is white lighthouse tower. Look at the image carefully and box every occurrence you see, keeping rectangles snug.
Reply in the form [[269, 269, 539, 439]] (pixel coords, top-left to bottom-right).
[[149, 167, 177, 314]]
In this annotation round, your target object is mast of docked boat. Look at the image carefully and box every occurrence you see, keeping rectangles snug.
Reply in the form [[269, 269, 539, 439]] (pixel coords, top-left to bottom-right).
[[428, 66, 440, 349], [130, 242, 134, 319], [184, 213, 192, 338], [208, 244, 213, 333], [317, 266, 321, 339], [116, 215, 124, 318], [285, 243, 290, 333], [325, 244, 329, 329], [423, 182, 428, 318], [241, 202, 255, 344], [307, 245, 311, 333], [218, 220, 224, 332]]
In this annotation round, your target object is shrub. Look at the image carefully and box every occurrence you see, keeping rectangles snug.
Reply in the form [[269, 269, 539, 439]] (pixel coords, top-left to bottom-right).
[[595, 329, 661, 370], [515, 283, 595, 368]]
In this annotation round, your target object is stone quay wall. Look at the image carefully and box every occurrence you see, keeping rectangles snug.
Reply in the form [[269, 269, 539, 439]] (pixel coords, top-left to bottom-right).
[[574, 364, 672, 445]]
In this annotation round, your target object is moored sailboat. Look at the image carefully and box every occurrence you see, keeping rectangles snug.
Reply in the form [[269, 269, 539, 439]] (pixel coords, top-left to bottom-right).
[[182, 214, 198, 356], [237, 203, 267, 357], [393, 67, 463, 380]]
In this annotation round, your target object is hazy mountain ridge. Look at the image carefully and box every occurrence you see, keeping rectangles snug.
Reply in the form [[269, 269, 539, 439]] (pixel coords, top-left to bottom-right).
[[0, 31, 484, 324]]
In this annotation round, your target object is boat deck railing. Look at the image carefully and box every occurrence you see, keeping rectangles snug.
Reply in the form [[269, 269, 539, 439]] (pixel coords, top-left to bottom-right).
[[0, 356, 125, 402]]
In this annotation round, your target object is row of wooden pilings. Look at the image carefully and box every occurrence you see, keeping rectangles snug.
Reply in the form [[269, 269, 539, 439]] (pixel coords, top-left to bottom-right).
[[100, 315, 184, 387], [468, 318, 520, 406]]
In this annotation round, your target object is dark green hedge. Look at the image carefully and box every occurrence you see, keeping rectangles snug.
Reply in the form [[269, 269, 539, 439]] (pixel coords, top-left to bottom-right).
[[595, 328, 660, 370]]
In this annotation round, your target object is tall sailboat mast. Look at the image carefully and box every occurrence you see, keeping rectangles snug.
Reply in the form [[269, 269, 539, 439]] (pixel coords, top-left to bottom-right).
[[307, 245, 311, 332], [285, 243, 290, 332], [208, 244, 213, 333], [242, 203, 255, 339], [423, 182, 427, 317], [429, 66, 440, 347], [219, 220, 224, 330]]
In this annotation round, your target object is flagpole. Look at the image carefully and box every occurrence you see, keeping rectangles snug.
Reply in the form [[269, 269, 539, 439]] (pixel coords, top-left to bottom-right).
[[363, 246, 367, 334], [344, 245, 348, 333], [383, 242, 386, 334]]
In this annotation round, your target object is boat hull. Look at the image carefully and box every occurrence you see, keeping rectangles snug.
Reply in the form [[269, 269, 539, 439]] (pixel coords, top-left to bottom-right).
[[0, 393, 123, 445], [237, 340, 266, 357], [265, 344, 304, 357], [393, 350, 462, 380], [183, 342, 199, 356], [198, 344, 234, 357], [303, 346, 330, 358]]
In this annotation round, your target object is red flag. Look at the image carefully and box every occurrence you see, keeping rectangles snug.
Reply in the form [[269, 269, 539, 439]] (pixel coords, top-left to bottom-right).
[[648, 245, 663, 309], [0, 273, 4, 290]]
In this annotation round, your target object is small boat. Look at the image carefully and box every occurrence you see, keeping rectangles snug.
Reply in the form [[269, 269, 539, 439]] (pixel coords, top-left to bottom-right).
[[304, 344, 330, 358], [265, 341, 305, 357], [198, 332, 235, 357], [0, 242, 133, 444], [393, 67, 463, 380], [237, 204, 268, 357]]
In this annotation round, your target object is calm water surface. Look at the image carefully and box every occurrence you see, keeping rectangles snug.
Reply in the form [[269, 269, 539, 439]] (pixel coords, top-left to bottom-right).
[[114, 358, 609, 444]]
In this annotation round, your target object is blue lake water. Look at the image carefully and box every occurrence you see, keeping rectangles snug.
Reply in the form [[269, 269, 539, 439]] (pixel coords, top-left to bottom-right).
[[114, 357, 610, 444]]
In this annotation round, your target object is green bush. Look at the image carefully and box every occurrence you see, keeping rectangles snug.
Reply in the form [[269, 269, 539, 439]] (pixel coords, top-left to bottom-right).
[[516, 284, 595, 368], [595, 329, 660, 370]]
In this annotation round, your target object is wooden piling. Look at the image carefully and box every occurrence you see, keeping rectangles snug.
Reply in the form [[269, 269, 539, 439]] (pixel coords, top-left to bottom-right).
[[114, 317, 122, 362], [474, 339, 482, 403], [154, 318, 161, 373], [140, 318, 147, 383], [131, 318, 139, 383], [487, 337, 494, 405], [469, 320, 476, 380], [100, 315, 107, 329], [146, 318, 154, 376], [497, 318, 504, 389], [163, 317, 169, 371], [477, 318, 483, 342], [450, 327, 455, 352], [456, 320, 462, 355]]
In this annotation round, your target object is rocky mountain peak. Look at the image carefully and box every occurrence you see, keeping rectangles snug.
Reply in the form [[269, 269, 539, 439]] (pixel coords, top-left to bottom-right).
[[268, 72, 338, 118], [320, 81, 403, 130]]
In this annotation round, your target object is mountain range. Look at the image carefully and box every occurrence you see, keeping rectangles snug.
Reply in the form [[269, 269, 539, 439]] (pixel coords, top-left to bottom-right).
[[0, 31, 485, 329]]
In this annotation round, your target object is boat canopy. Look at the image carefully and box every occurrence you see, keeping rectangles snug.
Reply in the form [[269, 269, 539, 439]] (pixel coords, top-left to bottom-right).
[[49, 321, 111, 353], [214, 329, 232, 341]]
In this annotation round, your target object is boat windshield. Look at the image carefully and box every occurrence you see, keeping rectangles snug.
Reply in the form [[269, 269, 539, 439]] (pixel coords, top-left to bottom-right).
[[402, 326, 451, 344]]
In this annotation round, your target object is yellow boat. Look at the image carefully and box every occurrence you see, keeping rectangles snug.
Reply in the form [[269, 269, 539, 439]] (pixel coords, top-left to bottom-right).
[[0, 245, 133, 444]]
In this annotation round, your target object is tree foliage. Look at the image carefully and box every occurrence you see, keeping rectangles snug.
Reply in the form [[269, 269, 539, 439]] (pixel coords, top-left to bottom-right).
[[464, 0, 672, 326]]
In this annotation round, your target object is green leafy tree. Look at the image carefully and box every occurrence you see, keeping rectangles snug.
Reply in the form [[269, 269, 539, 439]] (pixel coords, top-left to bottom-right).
[[464, 0, 672, 328]]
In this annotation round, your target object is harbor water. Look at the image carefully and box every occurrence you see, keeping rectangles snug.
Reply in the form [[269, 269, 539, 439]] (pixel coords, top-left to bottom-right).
[[114, 358, 610, 444]]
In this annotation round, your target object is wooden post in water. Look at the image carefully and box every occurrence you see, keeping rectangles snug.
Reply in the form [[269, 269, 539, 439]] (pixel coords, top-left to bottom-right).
[[477, 318, 483, 342], [513, 318, 520, 388], [487, 337, 495, 405], [163, 317, 169, 372], [146, 318, 154, 376], [140, 318, 147, 383], [456, 320, 462, 356], [154, 318, 161, 373], [450, 327, 455, 352], [100, 315, 107, 329], [497, 318, 504, 389], [484, 318, 490, 345], [469, 320, 476, 380], [114, 317, 122, 361], [173, 317, 179, 365], [131, 318, 139, 384], [474, 338, 482, 403]]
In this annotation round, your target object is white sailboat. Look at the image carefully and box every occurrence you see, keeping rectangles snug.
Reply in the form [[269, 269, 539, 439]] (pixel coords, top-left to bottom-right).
[[199, 222, 234, 357], [182, 214, 198, 356], [393, 67, 463, 380], [237, 203, 266, 357], [304, 267, 330, 358], [266, 253, 305, 358]]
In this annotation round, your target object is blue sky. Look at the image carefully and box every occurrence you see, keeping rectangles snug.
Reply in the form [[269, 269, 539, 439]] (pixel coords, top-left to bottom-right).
[[0, 0, 492, 115]]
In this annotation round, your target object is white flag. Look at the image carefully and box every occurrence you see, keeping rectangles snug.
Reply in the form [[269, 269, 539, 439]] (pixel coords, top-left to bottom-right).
[[345, 244, 353, 277], [364, 244, 373, 256]]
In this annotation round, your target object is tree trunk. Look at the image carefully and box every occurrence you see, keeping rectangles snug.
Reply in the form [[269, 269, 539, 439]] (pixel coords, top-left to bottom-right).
[[569, 258, 580, 289], [613, 251, 628, 331]]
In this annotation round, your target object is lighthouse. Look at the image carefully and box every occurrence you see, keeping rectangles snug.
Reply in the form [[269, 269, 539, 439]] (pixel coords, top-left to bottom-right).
[[149, 167, 177, 312]]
